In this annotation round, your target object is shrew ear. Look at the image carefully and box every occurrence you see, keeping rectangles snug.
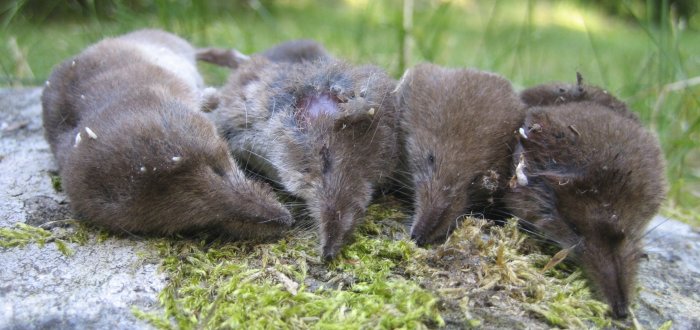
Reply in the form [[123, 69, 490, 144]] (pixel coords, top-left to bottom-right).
[[520, 109, 559, 140], [394, 68, 413, 106], [512, 107, 587, 190], [518, 108, 582, 156]]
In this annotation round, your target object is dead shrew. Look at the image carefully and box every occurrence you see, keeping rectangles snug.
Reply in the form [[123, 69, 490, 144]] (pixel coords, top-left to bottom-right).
[[207, 47, 399, 261], [42, 29, 293, 239], [505, 74, 666, 319], [395, 63, 525, 245]]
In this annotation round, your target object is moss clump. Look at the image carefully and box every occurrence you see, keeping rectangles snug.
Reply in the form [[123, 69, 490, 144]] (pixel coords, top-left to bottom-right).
[[136, 203, 443, 329], [135, 201, 619, 329], [4, 199, 617, 328], [49, 172, 63, 192], [0, 222, 90, 256], [414, 217, 612, 328], [657, 320, 673, 330], [0, 222, 52, 248], [0, 220, 97, 257]]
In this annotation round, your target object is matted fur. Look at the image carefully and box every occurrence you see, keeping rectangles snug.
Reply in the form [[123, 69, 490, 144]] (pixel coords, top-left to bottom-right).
[[209, 48, 398, 260], [505, 76, 667, 319]]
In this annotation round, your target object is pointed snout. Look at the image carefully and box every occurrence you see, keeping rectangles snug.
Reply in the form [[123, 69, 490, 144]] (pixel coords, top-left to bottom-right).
[[225, 174, 294, 227], [410, 182, 468, 245], [318, 206, 362, 262], [577, 240, 637, 321], [321, 243, 341, 262], [611, 300, 629, 319], [410, 205, 449, 246]]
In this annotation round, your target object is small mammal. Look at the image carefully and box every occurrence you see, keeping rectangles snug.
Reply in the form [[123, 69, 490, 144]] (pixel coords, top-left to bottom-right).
[[205, 44, 398, 260], [41, 29, 293, 239], [504, 74, 666, 319], [395, 63, 525, 245]]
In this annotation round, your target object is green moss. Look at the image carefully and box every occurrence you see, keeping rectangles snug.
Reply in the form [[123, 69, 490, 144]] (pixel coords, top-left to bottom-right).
[[417, 218, 612, 328], [2, 203, 616, 327], [50, 173, 63, 192], [0, 222, 78, 256], [96, 227, 111, 243], [133, 203, 621, 328], [137, 204, 443, 329], [0, 222, 51, 248], [59, 221, 92, 245], [0, 221, 97, 256], [53, 238, 74, 256], [658, 320, 673, 330]]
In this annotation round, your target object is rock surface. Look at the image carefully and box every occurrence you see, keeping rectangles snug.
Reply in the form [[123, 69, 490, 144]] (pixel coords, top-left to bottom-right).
[[0, 87, 698, 329], [636, 216, 700, 329], [0, 88, 164, 330]]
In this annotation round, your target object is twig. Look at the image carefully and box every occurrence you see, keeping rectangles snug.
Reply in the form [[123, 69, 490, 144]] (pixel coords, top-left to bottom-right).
[[269, 268, 299, 295], [8, 36, 34, 80], [652, 76, 700, 129], [399, 0, 414, 74]]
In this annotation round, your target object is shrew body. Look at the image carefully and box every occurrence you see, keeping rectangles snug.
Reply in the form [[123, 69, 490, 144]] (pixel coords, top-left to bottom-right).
[[396, 63, 525, 245], [42, 29, 292, 239], [208, 44, 399, 260], [505, 75, 666, 319]]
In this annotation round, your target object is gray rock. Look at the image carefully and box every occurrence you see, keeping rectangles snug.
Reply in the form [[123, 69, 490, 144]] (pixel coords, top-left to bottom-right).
[[636, 216, 700, 329], [0, 88, 164, 330]]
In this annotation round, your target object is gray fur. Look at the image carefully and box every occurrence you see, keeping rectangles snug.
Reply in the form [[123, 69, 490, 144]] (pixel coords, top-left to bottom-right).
[[210, 52, 398, 260]]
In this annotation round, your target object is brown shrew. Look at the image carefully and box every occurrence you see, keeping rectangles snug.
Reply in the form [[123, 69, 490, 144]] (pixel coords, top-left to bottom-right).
[[505, 73, 667, 319], [42, 29, 293, 239], [395, 63, 525, 245]]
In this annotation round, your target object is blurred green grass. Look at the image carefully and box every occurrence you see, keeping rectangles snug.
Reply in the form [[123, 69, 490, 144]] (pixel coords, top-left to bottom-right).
[[1, 0, 698, 225]]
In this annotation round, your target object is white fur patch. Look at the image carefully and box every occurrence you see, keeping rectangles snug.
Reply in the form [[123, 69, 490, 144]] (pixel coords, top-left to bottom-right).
[[85, 127, 97, 139], [201, 87, 217, 98], [132, 43, 202, 91], [73, 132, 82, 147], [515, 155, 528, 186], [393, 68, 412, 94], [518, 127, 528, 139], [233, 50, 250, 62]]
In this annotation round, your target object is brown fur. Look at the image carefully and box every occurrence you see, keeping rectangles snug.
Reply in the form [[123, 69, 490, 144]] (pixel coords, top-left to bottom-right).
[[41, 29, 293, 239], [520, 72, 636, 121], [396, 63, 525, 245], [505, 76, 666, 319], [210, 53, 398, 260]]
